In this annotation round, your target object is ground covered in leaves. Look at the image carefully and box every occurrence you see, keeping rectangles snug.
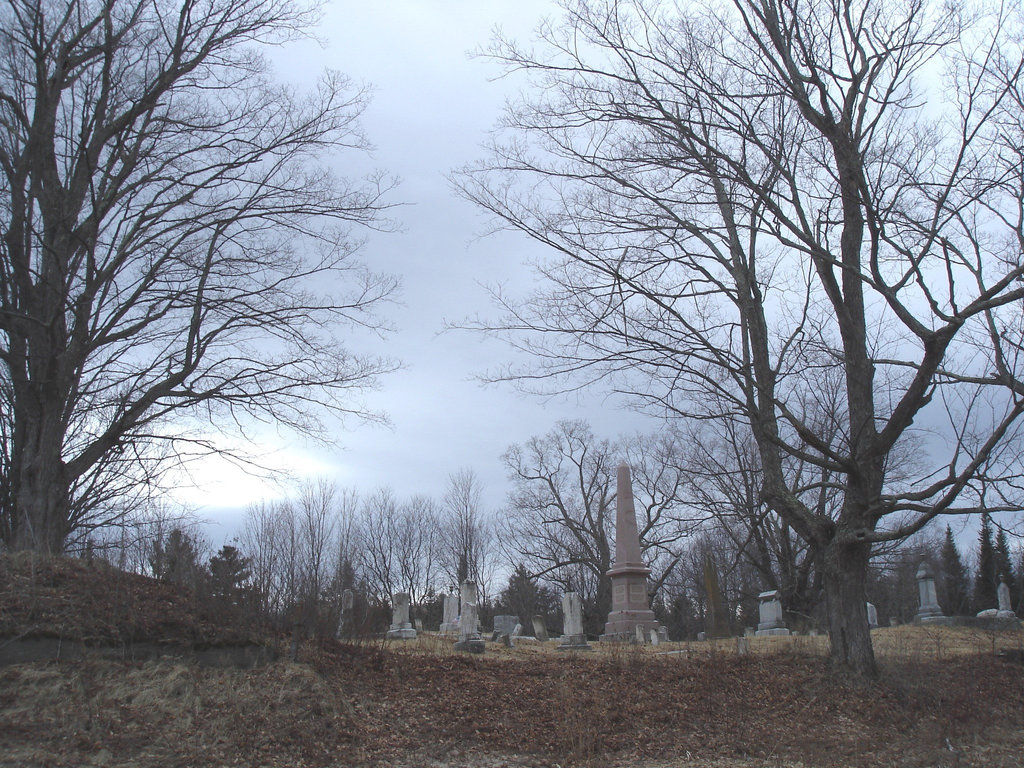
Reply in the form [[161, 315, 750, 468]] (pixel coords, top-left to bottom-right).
[[2, 556, 1024, 767]]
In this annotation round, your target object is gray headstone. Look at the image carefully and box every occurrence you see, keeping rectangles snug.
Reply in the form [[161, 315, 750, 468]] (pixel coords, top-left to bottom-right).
[[414, 617, 424, 632], [493, 614, 518, 636], [634, 624, 645, 644], [657, 626, 669, 643], [755, 590, 790, 636], [736, 636, 749, 655], [744, 627, 755, 638], [440, 593, 460, 634], [998, 581, 1014, 615], [454, 597, 485, 653], [386, 592, 416, 640], [649, 628, 660, 646], [866, 602, 878, 628], [557, 592, 591, 651], [512, 623, 523, 637], [532, 616, 550, 642]]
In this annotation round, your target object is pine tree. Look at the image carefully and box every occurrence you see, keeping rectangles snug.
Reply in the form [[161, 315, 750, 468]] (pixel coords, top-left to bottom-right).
[[994, 527, 1019, 609], [972, 514, 998, 612], [208, 545, 253, 605], [938, 526, 970, 615]]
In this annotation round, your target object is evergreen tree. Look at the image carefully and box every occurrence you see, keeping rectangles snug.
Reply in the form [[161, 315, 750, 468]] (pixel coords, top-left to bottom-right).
[[994, 527, 1018, 609], [149, 528, 205, 589], [208, 545, 253, 605], [938, 526, 970, 615], [972, 514, 998, 612], [497, 564, 560, 634]]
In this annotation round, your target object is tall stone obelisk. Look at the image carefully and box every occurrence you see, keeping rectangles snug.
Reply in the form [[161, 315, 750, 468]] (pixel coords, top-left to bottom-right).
[[601, 463, 660, 641]]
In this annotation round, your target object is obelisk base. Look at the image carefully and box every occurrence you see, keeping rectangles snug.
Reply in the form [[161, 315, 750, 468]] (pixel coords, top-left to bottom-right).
[[600, 565, 660, 642]]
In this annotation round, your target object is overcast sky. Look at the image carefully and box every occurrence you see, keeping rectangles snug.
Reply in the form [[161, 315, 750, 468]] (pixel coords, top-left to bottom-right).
[[185, 1, 658, 541]]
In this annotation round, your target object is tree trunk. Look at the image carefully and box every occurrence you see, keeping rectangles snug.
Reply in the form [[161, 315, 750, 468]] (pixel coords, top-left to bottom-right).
[[9, 407, 70, 555], [822, 540, 876, 678]]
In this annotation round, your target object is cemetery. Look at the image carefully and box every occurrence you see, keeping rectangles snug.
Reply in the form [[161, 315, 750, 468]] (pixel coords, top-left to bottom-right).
[[2, 464, 1023, 767]]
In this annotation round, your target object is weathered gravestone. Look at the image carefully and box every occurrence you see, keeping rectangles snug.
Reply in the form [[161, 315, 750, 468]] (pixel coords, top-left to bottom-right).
[[634, 624, 646, 644], [915, 562, 947, 623], [532, 616, 550, 642], [439, 593, 460, 635], [649, 628, 660, 646], [657, 626, 669, 643], [557, 592, 591, 651], [454, 581, 485, 653], [386, 592, 417, 640], [736, 636, 749, 655], [755, 590, 790, 636], [493, 615, 518, 637], [997, 581, 1017, 619], [866, 602, 879, 629]]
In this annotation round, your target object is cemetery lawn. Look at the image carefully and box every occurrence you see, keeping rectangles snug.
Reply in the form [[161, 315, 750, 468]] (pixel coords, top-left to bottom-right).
[[2, 556, 1024, 767]]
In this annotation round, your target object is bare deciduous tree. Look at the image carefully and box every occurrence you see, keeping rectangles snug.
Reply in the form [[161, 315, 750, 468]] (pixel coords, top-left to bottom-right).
[[458, 0, 1024, 676], [439, 468, 496, 600], [0, 0, 397, 553]]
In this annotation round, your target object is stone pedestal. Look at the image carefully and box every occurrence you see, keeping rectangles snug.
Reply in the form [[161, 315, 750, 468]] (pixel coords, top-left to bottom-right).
[[601, 464, 660, 641], [557, 592, 592, 651], [914, 562, 947, 624], [755, 590, 790, 636], [386, 592, 417, 640]]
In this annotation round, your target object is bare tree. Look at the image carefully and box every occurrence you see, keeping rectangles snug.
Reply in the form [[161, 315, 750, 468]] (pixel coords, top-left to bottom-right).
[[358, 486, 400, 605], [295, 477, 339, 605], [240, 498, 288, 617], [0, 0, 398, 554], [439, 468, 495, 600], [458, 0, 1024, 676], [394, 494, 442, 604]]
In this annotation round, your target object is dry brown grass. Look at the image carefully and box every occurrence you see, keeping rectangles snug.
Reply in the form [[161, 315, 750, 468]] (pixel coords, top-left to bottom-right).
[[3, 556, 1024, 768]]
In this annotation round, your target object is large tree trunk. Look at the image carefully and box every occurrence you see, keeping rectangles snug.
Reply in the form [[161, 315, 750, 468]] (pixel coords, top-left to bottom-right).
[[9, 405, 70, 555], [822, 540, 876, 678]]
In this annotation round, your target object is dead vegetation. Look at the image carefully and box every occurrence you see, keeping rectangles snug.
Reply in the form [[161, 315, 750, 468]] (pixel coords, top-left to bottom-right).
[[1, 557, 1023, 768]]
